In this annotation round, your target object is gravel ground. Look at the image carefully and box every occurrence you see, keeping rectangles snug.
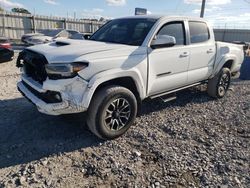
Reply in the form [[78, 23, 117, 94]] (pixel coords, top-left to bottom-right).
[[0, 54, 249, 188]]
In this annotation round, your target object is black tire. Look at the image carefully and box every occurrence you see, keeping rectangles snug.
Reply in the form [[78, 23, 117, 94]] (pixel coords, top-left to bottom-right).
[[207, 67, 231, 98], [86, 85, 137, 140]]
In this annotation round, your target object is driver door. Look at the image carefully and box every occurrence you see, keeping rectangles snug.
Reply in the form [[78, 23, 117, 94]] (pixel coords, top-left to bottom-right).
[[147, 21, 190, 96]]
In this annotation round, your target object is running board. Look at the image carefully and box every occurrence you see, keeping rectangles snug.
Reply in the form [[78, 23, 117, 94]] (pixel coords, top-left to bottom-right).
[[160, 95, 177, 103], [150, 82, 202, 99]]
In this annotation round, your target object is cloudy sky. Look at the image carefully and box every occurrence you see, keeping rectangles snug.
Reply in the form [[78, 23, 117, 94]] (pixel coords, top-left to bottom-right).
[[0, 0, 250, 28]]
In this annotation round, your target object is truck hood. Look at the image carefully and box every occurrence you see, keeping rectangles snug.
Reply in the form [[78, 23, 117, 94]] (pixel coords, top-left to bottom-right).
[[27, 40, 142, 63]]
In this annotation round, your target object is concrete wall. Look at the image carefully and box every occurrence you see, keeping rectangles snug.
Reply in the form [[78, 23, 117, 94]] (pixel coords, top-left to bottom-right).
[[214, 29, 250, 42], [0, 11, 104, 40], [1, 12, 250, 43]]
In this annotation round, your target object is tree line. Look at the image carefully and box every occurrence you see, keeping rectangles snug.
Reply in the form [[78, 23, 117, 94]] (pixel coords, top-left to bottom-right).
[[0, 7, 31, 14]]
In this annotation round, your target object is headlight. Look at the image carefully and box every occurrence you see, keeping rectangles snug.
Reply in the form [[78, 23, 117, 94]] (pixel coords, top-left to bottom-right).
[[45, 62, 88, 79]]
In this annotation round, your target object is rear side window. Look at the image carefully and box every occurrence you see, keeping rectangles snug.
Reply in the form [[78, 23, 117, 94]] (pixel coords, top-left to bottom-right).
[[189, 21, 210, 44], [157, 22, 185, 45]]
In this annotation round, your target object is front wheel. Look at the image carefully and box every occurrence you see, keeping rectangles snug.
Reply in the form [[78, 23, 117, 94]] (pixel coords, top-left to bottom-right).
[[207, 67, 231, 98], [87, 86, 137, 140]]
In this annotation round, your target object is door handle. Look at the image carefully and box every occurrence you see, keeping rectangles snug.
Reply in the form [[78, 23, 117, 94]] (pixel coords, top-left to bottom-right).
[[179, 52, 189, 58], [207, 49, 214, 54]]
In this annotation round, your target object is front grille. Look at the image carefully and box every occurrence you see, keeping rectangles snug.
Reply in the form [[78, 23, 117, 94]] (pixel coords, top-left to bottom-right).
[[17, 49, 48, 84]]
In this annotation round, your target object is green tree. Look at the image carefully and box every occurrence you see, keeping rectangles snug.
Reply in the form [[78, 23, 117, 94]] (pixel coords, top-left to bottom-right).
[[99, 17, 105, 22], [0, 7, 4, 12], [11, 8, 31, 14]]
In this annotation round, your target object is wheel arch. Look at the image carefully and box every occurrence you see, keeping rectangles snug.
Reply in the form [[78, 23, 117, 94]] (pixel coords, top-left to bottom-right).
[[223, 59, 234, 70], [93, 77, 141, 103], [81, 69, 146, 110], [212, 55, 236, 78]]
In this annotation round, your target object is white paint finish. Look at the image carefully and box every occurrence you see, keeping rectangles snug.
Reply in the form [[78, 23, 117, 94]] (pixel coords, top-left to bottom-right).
[[212, 42, 244, 76], [17, 81, 73, 115], [77, 47, 148, 81], [187, 22, 216, 83], [17, 15, 244, 116], [43, 76, 88, 114], [28, 40, 140, 63], [188, 67, 211, 83], [18, 76, 88, 115], [187, 41, 216, 83], [22, 74, 46, 93], [147, 46, 190, 95], [82, 67, 148, 108]]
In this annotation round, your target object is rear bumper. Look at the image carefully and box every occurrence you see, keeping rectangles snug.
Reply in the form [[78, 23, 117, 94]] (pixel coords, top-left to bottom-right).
[[17, 75, 88, 115]]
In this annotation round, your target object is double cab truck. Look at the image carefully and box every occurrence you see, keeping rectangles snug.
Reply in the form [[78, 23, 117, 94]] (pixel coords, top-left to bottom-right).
[[17, 16, 244, 139]]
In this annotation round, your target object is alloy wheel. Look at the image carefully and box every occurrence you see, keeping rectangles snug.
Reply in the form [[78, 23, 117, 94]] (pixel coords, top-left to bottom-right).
[[104, 98, 131, 131]]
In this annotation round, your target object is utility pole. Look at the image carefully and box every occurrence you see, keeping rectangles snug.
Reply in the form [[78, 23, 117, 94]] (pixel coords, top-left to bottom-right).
[[74, 12, 76, 20], [200, 0, 206, 18]]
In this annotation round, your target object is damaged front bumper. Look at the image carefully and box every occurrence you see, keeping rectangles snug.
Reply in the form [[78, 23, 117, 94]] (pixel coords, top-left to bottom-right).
[[17, 75, 89, 115]]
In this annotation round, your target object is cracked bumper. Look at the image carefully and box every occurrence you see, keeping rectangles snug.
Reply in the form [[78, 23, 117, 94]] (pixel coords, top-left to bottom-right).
[[17, 75, 88, 115]]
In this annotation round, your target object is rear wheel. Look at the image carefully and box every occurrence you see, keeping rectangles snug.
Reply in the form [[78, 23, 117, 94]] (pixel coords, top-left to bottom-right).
[[207, 67, 231, 98], [87, 85, 137, 140]]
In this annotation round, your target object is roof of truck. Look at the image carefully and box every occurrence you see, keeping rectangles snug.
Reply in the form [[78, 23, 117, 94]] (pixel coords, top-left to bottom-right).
[[119, 15, 207, 22]]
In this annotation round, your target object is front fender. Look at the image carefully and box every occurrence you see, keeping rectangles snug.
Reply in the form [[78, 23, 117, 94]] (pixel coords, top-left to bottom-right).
[[81, 68, 146, 109]]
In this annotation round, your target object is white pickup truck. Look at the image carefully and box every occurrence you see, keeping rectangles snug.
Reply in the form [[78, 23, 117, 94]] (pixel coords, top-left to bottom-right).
[[17, 16, 244, 139]]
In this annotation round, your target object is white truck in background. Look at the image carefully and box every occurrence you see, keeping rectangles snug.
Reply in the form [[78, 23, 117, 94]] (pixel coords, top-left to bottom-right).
[[17, 16, 244, 139]]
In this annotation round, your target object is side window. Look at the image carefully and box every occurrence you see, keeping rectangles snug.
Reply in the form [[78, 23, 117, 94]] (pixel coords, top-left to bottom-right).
[[67, 30, 78, 38], [157, 22, 185, 46], [58, 30, 69, 38], [67, 30, 78, 35], [189, 21, 210, 44]]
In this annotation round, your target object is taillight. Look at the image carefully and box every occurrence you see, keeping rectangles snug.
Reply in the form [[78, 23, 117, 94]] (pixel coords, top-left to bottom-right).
[[0, 43, 11, 49]]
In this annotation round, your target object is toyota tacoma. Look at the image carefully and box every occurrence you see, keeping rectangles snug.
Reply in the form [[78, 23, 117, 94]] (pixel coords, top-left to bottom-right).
[[17, 16, 244, 139]]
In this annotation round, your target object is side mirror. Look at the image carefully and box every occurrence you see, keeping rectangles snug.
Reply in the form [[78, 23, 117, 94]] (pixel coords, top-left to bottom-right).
[[151, 35, 176, 49]]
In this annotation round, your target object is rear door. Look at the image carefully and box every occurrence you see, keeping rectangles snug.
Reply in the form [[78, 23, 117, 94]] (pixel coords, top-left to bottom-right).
[[187, 21, 216, 84], [147, 21, 190, 96]]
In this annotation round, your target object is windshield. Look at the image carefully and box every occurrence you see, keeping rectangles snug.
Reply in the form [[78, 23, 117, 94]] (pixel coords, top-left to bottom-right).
[[42, 29, 64, 37], [90, 18, 157, 46]]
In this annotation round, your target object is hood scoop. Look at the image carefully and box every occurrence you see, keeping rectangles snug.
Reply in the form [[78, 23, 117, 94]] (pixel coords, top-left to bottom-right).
[[55, 41, 70, 46]]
